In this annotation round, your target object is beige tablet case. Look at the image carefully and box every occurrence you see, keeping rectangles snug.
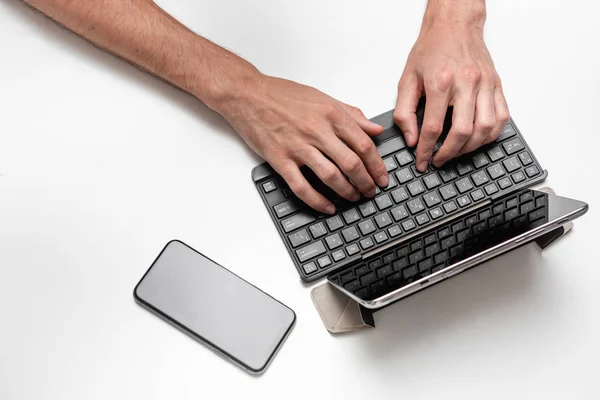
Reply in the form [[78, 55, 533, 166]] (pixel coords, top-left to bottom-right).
[[310, 187, 574, 334]]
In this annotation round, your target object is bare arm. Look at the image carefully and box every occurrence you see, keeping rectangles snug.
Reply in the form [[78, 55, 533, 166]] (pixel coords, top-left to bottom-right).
[[395, 0, 510, 171], [24, 0, 389, 214]]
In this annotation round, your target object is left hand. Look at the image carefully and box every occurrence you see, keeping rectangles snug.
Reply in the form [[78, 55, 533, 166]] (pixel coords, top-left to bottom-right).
[[394, 11, 510, 172]]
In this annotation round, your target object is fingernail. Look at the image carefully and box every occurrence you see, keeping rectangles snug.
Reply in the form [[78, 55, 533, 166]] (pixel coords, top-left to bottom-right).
[[367, 188, 377, 198], [350, 192, 360, 202], [418, 160, 428, 172], [377, 173, 389, 188], [325, 205, 336, 215]]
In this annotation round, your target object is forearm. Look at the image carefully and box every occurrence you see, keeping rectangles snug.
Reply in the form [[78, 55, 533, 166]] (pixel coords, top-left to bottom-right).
[[23, 0, 259, 111], [423, 0, 486, 30]]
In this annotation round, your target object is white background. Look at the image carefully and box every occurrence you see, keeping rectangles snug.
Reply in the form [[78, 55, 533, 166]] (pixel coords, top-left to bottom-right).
[[1, 0, 599, 399]]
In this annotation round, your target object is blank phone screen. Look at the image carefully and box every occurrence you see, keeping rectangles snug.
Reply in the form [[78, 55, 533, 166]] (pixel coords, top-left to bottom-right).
[[134, 240, 295, 373]]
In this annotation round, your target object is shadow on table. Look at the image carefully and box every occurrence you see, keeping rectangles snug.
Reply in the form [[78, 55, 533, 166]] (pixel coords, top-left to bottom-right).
[[5, 0, 259, 162], [350, 243, 543, 358]]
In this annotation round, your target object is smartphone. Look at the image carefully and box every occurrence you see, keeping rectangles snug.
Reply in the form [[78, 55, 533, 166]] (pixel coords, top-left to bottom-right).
[[134, 240, 296, 375]]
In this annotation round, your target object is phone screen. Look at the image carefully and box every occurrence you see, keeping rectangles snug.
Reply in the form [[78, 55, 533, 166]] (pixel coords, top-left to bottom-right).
[[134, 240, 295, 374]]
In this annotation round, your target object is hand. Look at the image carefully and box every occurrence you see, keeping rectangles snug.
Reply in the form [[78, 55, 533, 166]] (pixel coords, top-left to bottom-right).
[[218, 74, 389, 214], [394, 9, 510, 172]]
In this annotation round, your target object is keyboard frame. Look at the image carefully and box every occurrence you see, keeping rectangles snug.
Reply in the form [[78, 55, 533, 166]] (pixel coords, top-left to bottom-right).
[[252, 110, 548, 282]]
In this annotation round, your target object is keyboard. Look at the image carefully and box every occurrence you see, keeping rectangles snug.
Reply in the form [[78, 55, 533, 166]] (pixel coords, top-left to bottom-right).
[[252, 109, 547, 282], [327, 189, 549, 301]]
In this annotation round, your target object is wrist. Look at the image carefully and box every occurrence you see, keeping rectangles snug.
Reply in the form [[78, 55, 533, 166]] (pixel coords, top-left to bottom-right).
[[422, 0, 486, 32]]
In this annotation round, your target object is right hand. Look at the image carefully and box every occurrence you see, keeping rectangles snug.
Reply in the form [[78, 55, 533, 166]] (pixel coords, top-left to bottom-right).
[[217, 74, 389, 215]]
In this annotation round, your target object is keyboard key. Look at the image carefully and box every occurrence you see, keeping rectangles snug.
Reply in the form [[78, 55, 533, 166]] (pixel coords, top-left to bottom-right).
[[506, 197, 518, 208], [479, 209, 491, 219], [525, 166, 540, 177], [465, 215, 477, 226], [296, 241, 326, 262], [402, 219, 416, 232], [317, 256, 332, 268], [360, 272, 376, 286], [383, 175, 398, 190], [325, 233, 344, 250], [309, 222, 327, 239], [282, 213, 316, 233], [374, 231, 389, 244], [418, 258, 433, 272], [520, 201, 535, 214], [457, 195, 471, 208], [441, 236, 456, 250], [369, 259, 383, 269], [425, 242, 440, 257], [407, 180, 426, 196], [396, 246, 409, 257], [359, 201, 377, 217], [391, 187, 410, 203], [393, 257, 408, 271], [439, 184, 458, 200], [452, 221, 465, 232], [377, 264, 392, 278], [498, 123, 517, 141], [472, 171, 490, 187], [391, 205, 409, 221], [331, 250, 346, 262], [383, 252, 395, 264], [493, 204, 504, 214], [449, 243, 465, 258], [472, 153, 489, 168], [342, 208, 360, 224], [403, 265, 417, 279], [388, 225, 402, 238], [439, 166, 458, 183], [456, 177, 474, 194], [303, 262, 317, 275], [443, 201, 458, 213], [377, 136, 407, 157], [395, 150, 414, 166], [488, 214, 503, 228], [375, 194, 393, 210], [262, 180, 277, 193], [274, 200, 302, 219], [456, 228, 470, 242], [383, 157, 398, 172], [503, 156, 521, 173], [346, 243, 360, 255], [520, 192, 534, 202], [344, 279, 360, 292], [423, 191, 442, 207], [529, 208, 545, 222], [416, 213, 430, 226], [488, 146, 505, 162], [505, 208, 519, 221], [471, 189, 485, 201], [407, 198, 425, 215], [456, 160, 474, 176], [498, 177, 512, 189], [423, 173, 442, 190], [374, 212, 393, 229], [289, 229, 311, 248], [342, 226, 360, 242], [424, 234, 437, 245], [484, 183, 499, 195], [487, 163, 506, 180], [360, 237, 375, 250], [358, 219, 377, 235], [519, 152, 533, 166], [326, 215, 344, 231], [512, 171, 526, 183], [438, 226, 452, 239], [429, 207, 444, 220], [411, 165, 428, 178], [396, 168, 414, 184], [503, 138, 524, 155], [472, 221, 487, 235], [410, 241, 422, 251]]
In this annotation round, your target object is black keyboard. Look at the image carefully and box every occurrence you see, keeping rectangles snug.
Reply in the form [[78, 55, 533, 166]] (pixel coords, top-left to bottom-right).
[[252, 109, 547, 282], [327, 189, 549, 300]]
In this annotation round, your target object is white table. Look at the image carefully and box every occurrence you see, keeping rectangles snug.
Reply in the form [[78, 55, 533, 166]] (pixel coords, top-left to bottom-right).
[[1, 1, 599, 399]]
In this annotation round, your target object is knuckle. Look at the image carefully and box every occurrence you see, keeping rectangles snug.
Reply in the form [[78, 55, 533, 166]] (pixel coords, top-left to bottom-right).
[[320, 164, 338, 182], [454, 125, 474, 140], [355, 137, 376, 155], [422, 122, 444, 136], [497, 109, 510, 125], [323, 103, 341, 121], [288, 178, 308, 197], [341, 154, 362, 173], [480, 117, 496, 131], [432, 69, 454, 92], [461, 64, 482, 85], [393, 110, 410, 125]]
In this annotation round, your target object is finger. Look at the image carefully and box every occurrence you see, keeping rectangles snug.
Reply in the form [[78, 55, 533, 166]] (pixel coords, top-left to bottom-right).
[[332, 118, 389, 191], [432, 93, 476, 167], [394, 73, 422, 147], [300, 147, 360, 202], [458, 86, 496, 155], [415, 91, 451, 171], [340, 103, 384, 136], [274, 160, 336, 214], [321, 137, 378, 198], [483, 86, 511, 145]]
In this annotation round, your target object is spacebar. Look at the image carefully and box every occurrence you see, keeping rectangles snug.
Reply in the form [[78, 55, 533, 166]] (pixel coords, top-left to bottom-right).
[[376, 136, 406, 158]]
